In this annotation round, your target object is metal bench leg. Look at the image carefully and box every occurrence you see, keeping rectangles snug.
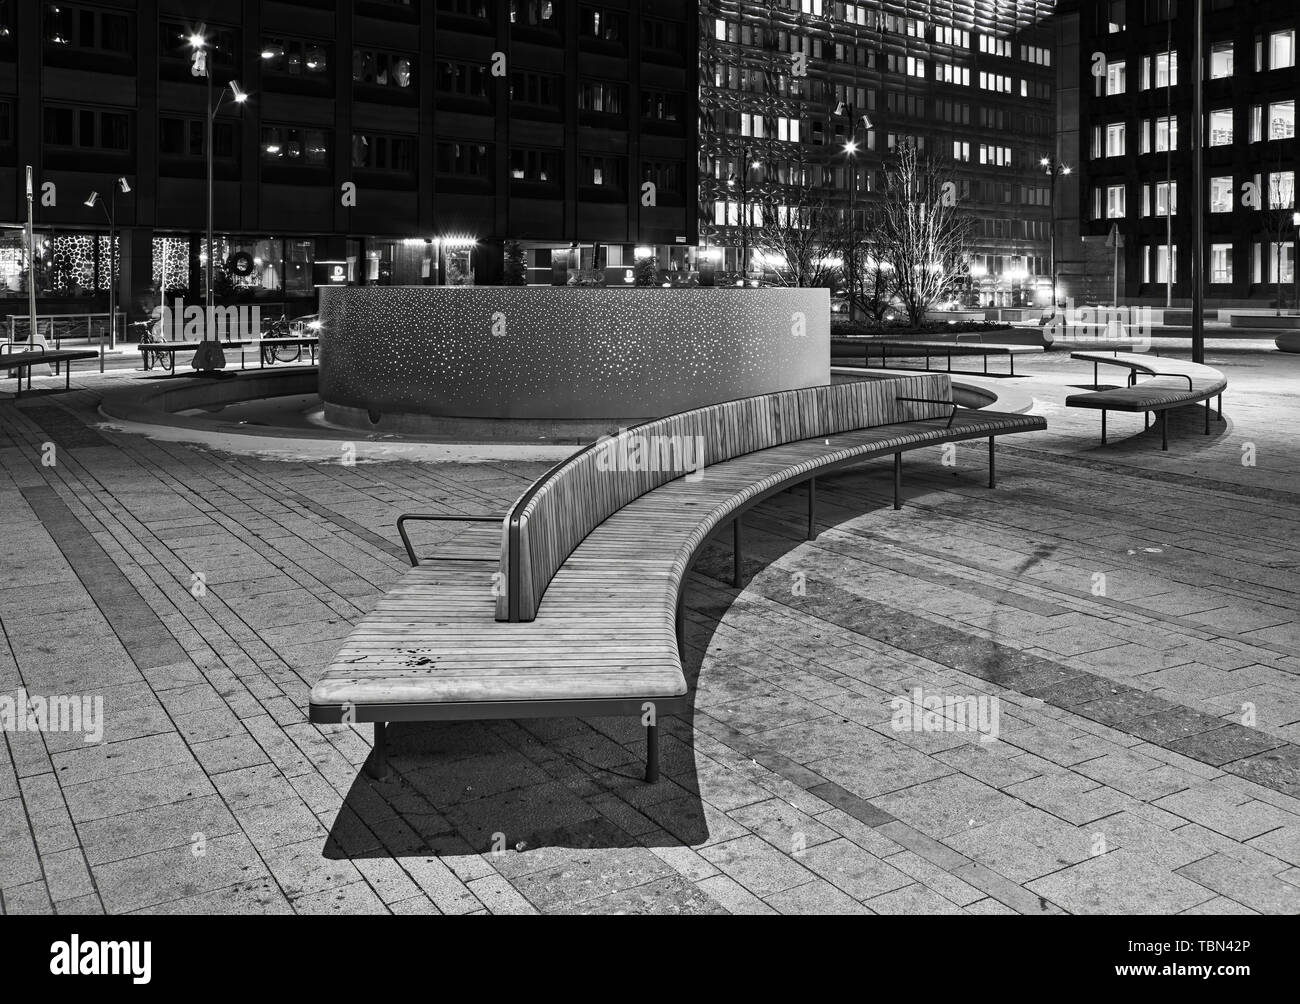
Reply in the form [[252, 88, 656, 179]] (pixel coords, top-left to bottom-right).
[[1161, 411, 1168, 451], [893, 453, 902, 510], [1217, 394, 1223, 420], [1010, 355, 1015, 376], [1101, 410, 1107, 445], [1093, 361, 1098, 387], [365, 722, 390, 780], [988, 437, 996, 488], [1204, 399, 1210, 434], [645, 722, 660, 784], [1144, 412, 1150, 430], [807, 476, 817, 540], [66, 361, 71, 391], [732, 517, 743, 589]]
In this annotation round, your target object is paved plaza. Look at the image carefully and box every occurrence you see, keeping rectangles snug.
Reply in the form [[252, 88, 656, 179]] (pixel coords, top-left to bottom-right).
[[1, 342, 1298, 915]]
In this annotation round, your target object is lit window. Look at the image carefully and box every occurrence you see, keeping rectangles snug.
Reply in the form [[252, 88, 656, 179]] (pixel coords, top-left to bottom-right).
[[1208, 109, 1233, 146]]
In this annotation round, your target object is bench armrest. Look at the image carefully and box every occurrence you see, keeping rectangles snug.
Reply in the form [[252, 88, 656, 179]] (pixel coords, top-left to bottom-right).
[[1142, 371, 1194, 391], [895, 396, 958, 429], [1, 340, 44, 356], [397, 513, 505, 568]]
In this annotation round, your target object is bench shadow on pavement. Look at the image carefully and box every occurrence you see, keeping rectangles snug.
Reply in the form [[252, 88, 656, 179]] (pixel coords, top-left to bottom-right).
[[322, 467, 925, 861]]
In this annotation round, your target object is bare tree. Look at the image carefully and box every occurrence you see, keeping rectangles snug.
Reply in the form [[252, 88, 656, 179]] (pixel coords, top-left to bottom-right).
[[875, 143, 973, 327], [752, 182, 840, 289], [827, 204, 897, 323], [1259, 143, 1296, 314]]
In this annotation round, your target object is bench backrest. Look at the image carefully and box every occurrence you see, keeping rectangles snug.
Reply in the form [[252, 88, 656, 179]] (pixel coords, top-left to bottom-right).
[[497, 374, 953, 622]]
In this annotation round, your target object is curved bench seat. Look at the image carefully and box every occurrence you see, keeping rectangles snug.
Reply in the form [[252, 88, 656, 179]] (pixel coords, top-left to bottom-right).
[[310, 377, 1046, 782], [1067, 351, 1227, 450], [311, 411, 1044, 737]]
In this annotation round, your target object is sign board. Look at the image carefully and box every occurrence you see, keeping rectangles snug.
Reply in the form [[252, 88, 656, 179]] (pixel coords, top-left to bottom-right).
[[313, 261, 349, 286]]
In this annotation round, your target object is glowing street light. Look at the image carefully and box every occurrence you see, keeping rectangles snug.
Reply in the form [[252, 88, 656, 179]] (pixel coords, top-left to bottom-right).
[[188, 23, 251, 372]]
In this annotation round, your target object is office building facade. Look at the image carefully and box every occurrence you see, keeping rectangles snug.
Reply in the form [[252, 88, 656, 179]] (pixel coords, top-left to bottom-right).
[[700, 0, 1058, 307], [0, 0, 697, 319], [1072, 0, 1300, 305]]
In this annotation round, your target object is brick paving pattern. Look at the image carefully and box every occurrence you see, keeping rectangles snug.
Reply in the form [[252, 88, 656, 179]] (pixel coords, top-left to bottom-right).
[[1, 344, 1298, 914]]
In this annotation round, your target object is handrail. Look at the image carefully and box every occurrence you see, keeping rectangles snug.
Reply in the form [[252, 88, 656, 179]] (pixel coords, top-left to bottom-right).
[[396, 513, 506, 568], [895, 396, 959, 428], [0, 341, 45, 356], [1140, 371, 1195, 391], [954, 332, 984, 343]]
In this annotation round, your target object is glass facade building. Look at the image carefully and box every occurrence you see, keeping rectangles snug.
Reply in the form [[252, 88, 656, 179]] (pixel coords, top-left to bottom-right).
[[700, 0, 1058, 306]]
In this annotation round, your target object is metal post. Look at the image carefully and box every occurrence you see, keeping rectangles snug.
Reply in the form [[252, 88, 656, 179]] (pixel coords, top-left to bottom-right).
[[1048, 169, 1057, 312], [107, 190, 116, 352], [893, 453, 902, 509], [988, 437, 996, 488], [732, 517, 743, 588], [1190, 0, 1206, 364], [1166, 18, 1174, 310], [848, 147, 857, 323], [1161, 410, 1169, 451], [1101, 410, 1107, 445], [25, 167, 37, 352], [644, 723, 660, 784], [807, 477, 817, 540], [206, 66, 214, 330]]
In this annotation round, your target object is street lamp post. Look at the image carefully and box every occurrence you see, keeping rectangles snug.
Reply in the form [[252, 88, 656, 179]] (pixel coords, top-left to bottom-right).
[[840, 110, 871, 323], [1041, 157, 1072, 316], [1190, 0, 1206, 364], [188, 26, 247, 373], [729, 148, 760, 281], [83, 177, 131, 368]]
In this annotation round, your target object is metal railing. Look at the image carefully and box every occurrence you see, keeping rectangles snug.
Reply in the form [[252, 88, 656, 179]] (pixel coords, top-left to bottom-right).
[[396, 513, 505, 568], [895, 396, 959, 428]]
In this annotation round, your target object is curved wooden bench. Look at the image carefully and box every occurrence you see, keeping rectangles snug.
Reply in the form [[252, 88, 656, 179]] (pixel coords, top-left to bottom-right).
[[1067, 351, 1227, 450], [310, 376, 1046, 781]]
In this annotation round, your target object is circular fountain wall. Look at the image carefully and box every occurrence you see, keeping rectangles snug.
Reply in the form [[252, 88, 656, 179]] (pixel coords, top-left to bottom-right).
[[317, 286, 830, 435]]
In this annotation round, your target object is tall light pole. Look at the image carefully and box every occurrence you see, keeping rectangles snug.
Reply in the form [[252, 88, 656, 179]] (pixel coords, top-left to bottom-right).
[[24, 167, 37, 350], [1190, 0, 1206, 363], [188, 25, 248, 373], [84, 177, 131, 366], [844, 139, 859, 321], [1041, 157, 1072, 315], [841, 113, 871, 323], [729, 147, 760, 281]]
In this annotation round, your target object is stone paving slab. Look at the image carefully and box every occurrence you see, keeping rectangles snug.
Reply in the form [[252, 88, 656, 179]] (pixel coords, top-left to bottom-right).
[[2, 348, 1300, 913]]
